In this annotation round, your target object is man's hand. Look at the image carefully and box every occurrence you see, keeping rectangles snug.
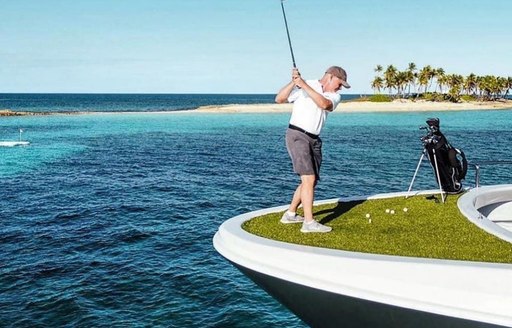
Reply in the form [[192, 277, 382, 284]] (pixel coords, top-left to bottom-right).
[[292, 68, 305, 88]]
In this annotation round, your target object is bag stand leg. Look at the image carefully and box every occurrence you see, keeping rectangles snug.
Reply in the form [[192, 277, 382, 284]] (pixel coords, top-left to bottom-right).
[[406, 149, 446, 203], [406, 150, 426, 198], [432, 149, 446, 203]]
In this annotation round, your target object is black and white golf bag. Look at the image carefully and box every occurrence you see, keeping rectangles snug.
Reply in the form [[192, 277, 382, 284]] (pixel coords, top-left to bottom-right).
[[421, 118, 468, 193]]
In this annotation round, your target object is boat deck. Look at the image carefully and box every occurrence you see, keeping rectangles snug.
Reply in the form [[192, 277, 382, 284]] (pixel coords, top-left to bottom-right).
[[214, 187, 512, 328]]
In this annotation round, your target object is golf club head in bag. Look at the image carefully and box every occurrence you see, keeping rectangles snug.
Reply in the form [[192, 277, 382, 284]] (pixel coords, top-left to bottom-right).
[[420, 118, 468, 193]]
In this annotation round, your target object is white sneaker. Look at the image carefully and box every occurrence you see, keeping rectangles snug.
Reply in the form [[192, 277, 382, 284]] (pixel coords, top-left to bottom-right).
[[280, 212, 304, 224], [300, 220, 332, 233]]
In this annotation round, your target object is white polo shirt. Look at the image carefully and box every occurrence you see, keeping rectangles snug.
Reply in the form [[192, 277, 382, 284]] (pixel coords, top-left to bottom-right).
[[288, 80, 341, 135]]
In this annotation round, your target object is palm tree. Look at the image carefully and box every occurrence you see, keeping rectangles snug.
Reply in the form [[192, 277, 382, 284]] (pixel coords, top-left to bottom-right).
[[497, 77, 508, 99], [384, 65, 398, 96], [447, 74, 464, 102], [438, 74, 449, 95], [418, 66, 431, 95], [464, 73, 478, 97], [504, 77, 512, 99], [371, 76, 384, 94], [428, 66, 437, 92], [406, 63, 417, 98], [435, 68, 445, 93], [396, 71, 409, 98], [488, 75, 500, 100], [479, 75, 495, 100], [475, 76, 485, 100]]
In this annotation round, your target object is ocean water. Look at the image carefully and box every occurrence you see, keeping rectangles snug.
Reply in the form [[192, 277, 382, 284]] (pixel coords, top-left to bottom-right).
[[0, 94, 275, 113], [1, 95, 512, 327], [0, 93, 365, 113]]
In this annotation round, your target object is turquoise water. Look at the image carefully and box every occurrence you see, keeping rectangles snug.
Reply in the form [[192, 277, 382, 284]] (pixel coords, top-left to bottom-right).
[[1, 109, 512, 327]]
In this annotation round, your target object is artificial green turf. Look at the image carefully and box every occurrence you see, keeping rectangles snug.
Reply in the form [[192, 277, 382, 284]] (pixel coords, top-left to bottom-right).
[[242, 194, 512, 263]]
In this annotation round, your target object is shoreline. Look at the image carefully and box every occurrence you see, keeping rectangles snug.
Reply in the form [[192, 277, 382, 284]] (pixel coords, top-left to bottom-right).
[[193, 99, 512, 113], [2, 99, 512, 116]]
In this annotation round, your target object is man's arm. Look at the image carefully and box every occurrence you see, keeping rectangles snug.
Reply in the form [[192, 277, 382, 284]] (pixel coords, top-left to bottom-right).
[[275, 68, 333, 110], [275, 80, 295, 104], [275, 68, 302, 104], [293, 76, 333, 111]]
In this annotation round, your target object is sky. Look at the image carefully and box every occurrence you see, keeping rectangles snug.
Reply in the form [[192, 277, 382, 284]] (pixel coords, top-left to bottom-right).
[[1, 0, 511, 94]]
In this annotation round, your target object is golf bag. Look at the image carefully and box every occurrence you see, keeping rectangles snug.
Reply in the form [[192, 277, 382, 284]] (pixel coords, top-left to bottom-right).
[[421, 118, 468, 193]]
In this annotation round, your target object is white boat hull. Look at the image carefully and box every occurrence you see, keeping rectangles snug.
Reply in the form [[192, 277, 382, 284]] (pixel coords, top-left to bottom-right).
[[213, 191, 512, 327]]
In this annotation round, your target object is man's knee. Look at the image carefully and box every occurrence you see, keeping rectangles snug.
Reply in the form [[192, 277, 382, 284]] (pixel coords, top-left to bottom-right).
[[301, 175, 316, 187]]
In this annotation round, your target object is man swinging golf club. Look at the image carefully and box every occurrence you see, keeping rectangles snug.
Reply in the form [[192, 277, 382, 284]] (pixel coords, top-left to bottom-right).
[[276, 0, 350, 232], [276, 66, 350, 233]]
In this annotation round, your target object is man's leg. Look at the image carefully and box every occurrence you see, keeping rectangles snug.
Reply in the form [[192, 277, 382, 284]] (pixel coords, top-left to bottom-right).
[[280, 183, 305, 224], [298, 174, 331, 233], [300, 174, 316, 222], [288, 183, 302, 213]]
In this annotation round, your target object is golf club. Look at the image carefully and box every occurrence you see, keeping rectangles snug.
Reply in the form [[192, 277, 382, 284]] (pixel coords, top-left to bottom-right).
[[280, 0, 297, 68]]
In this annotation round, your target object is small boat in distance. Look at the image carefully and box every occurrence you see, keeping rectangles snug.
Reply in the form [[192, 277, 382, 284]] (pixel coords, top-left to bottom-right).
[[0, 141, 30, 147], [0, 129, 30, 147]]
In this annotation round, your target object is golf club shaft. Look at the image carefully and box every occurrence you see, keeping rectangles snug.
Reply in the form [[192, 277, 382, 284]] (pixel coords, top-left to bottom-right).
[[280, 0, 296, 68]]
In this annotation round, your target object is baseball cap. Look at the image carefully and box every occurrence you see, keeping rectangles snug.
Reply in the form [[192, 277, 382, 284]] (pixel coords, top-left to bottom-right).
[[325, 66, 351, 88]]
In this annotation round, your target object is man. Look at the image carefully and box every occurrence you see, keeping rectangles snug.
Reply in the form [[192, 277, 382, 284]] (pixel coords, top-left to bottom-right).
[[275, 66, 350, 233]]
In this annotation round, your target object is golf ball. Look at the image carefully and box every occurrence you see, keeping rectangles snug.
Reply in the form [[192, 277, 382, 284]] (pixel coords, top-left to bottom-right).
[[390, 210, 395, 214], [403, 207, 408, 212], [365, 213, 371, 218], [385, 209, 390, 213]]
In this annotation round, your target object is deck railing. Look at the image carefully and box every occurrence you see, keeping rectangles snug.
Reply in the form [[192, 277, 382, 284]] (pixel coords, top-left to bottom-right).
[[468, 161, 512, 188]]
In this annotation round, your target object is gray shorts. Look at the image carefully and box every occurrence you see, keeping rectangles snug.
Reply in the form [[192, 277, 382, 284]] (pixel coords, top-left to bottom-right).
[[285, 128, 322, 180]]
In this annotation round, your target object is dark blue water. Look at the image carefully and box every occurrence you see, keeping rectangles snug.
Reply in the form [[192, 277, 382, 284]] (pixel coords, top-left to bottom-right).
[[0, 93, 365, 113], [0, 93, 275, 112], [1, 95, 512, 327]]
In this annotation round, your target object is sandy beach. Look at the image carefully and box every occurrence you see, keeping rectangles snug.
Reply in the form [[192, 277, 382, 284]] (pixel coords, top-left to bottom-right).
[[193, 99, 512, 113]]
